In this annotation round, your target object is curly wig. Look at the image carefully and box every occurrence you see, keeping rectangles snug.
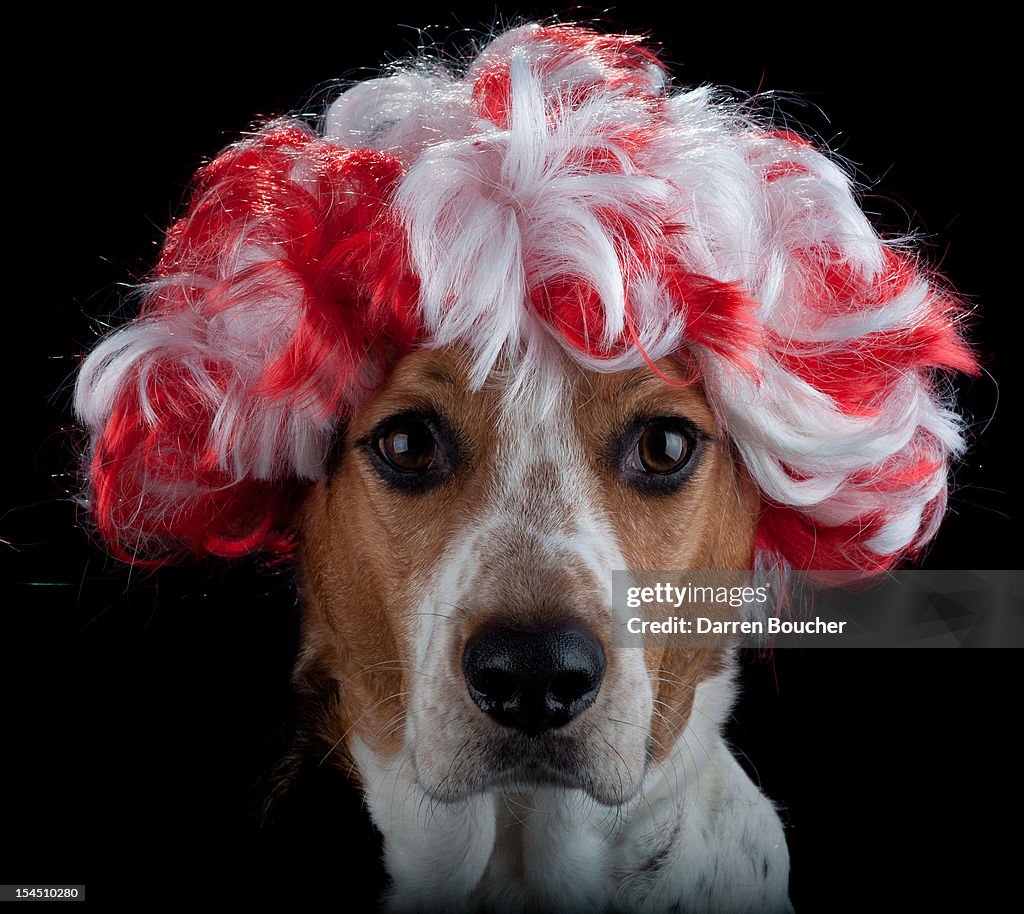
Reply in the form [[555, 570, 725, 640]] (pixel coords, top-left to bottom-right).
[[75, 23, 976, 571]]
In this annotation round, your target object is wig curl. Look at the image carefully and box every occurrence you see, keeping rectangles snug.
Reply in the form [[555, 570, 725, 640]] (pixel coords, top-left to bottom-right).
[[75, 23, 976, 571]]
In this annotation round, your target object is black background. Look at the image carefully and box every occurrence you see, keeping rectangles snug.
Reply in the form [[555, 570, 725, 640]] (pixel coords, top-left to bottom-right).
[[4, 5, 1018, 910]]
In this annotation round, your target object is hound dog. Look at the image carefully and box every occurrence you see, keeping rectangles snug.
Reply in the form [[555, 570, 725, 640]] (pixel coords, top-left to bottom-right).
[[74, 22, 974, 913]]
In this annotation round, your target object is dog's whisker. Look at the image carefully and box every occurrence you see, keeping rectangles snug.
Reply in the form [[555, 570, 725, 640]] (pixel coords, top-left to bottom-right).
[[318, 690, 413, 767], [371, 710, 410, 745]]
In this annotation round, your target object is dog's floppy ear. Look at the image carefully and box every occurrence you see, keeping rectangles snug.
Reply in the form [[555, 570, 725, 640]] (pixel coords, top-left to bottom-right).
[[75, 121, 419, 562]]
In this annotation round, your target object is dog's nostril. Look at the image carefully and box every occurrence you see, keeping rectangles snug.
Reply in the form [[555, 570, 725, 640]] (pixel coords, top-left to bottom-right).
[[473, 669, 519, 705], [549, 670, 595, 705], [462, 624, 605, 736]]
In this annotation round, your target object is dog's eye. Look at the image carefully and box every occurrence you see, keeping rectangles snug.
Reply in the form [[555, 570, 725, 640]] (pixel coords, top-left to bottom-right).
[[377, 420, 438, 472], [362, 411, 459, 492], [629, 422, 693, 474], [618, 418, 704, 494], [632, 423, 691, 474]]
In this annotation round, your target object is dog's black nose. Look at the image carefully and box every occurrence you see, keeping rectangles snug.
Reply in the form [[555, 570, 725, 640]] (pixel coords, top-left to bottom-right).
[[462, 624, 605, 735]]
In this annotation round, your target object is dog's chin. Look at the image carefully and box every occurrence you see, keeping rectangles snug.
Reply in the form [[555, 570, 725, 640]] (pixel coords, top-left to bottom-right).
[[487, 763, 647, 806], [412, 731, 649, 807]]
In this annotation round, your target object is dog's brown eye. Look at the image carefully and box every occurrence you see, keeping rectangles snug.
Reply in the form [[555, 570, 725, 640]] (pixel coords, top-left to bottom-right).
[[364, 410, 458, 492], [378, 421, 437, 472], [632, 422, 692, 474]]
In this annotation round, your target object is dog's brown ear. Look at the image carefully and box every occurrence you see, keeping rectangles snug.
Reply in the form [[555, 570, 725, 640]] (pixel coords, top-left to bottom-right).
[[74, 122, 419, 564]]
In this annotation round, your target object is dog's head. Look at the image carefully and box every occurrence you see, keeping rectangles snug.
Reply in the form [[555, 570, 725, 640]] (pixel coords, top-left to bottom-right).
[[298, 346, 758, 802], [74, 24, 975, 805]]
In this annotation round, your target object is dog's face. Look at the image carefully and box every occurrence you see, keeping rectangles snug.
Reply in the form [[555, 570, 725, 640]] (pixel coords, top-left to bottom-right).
[[297, 344, 760, 806]]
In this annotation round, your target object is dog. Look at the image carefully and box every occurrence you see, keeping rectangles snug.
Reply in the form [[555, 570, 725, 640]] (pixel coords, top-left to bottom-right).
[[73, 23, 974, 912]]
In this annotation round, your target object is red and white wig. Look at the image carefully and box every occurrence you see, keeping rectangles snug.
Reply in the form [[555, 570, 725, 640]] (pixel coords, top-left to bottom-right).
[[75, 23, 976, 572]]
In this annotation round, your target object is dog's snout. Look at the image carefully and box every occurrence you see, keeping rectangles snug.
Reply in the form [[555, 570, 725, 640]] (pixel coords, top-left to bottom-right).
[[462, 624, 605, 735]]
